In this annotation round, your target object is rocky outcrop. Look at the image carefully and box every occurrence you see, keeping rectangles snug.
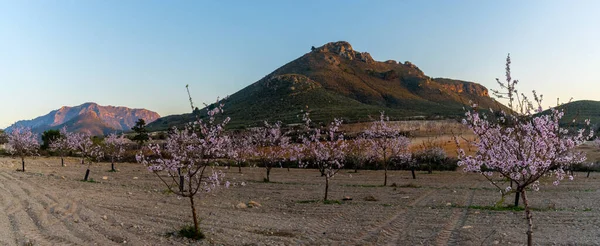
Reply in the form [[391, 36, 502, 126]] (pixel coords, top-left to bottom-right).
[[440, 82, 489, 97], [403, 61, 425, 76], [313, 41, 374, 63]]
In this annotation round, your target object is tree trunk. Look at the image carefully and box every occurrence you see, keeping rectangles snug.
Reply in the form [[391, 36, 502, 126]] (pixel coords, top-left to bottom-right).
[[189, 195, 201, 238], [238, 162, 242, 173], [21, 157, 25, 172], [384, 166, 388, 186], [411, 168, 416, 179], [383, 154, 387, 186], [521, 189, 533, 246], [180, 176, 185, 192], [84, 169, 90, 181], [324, 176, 329, 201], [514, 189, 520, 207], [587, 171, 591, 178], [178, 168, 184, 192], [111, 157, 116, 172], [266, 167, 271, 182], [61, 157, 65, 167]]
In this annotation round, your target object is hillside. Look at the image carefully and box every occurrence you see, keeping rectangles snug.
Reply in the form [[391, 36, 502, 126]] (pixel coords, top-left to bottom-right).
[[148, 41, 505, 131], [6, 102, 160, 136], [553, 100, 600, 128]]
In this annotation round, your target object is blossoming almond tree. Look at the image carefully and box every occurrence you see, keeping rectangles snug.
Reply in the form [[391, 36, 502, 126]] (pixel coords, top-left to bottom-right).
[[250, 121, 291, 182], [67, 131, 103, 181], [103, 133, 127, 172], [226, 132, 253, 173], [364, 112, 411, 186], [413, 138, 447, 176], [456, 55, 593, 246], [7, 126, 40, 172], [49, 127, 71, 167], [298, 113, 347, 201], [136, 101, 230, 239], [347, 135, 374, 173]]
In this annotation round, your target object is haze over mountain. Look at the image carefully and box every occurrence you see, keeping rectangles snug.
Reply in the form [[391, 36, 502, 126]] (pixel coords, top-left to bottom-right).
[[148, 41, 504, 131], [5, 102, 160, 136]]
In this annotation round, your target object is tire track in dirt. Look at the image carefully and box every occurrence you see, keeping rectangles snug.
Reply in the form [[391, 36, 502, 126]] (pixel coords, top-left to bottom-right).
[[0, 172, 81, 245], [296, 206, 350, 243], [352, 188, 436, 244], [0, 180, 19, 245], [436, 182, 476, 246], [350, 174, 476, 245], [0, 171, 148, 245]]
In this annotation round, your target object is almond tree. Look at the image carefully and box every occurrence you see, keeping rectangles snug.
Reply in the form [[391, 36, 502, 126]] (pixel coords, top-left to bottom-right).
[[413, 138, 447, 176], [49, 127, 71, 167], [364, 112, 411, 186], [104, 133, 127, 172], [67, 131, 103, 181], [250, 121, 290, 182], [226, 131, 253, 173], [347, 135, 374, 173], [456, 55, 593, 246], [7, 126, 40, 172], [136, 102, 230, 239], [298, 113, 347, 201]]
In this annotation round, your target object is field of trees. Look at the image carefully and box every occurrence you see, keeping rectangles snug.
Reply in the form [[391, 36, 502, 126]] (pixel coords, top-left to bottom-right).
[[0, 115, 599, 245], [0, 157, 600, 245]]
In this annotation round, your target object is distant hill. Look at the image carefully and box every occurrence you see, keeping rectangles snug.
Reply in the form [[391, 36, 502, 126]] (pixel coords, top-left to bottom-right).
[[148, 41, 505, 131], [552, 100, 600, 128], [6, 102, 160, 136]]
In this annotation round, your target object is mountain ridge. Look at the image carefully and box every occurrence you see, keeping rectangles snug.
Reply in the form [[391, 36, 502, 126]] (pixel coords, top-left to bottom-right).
[[6, 102, 160, 136]]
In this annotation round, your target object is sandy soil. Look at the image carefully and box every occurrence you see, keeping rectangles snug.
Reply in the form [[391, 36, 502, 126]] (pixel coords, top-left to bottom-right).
[[0, 156, 599, 245]]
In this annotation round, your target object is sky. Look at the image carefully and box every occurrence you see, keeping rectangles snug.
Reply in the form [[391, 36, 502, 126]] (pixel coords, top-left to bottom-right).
[[1, 0, 599, 129]]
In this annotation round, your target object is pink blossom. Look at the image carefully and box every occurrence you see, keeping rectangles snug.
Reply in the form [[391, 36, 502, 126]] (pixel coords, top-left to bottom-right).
[[296, 112, 347, 200], [7, 126, 40, 171], [363, 112, 411, 185]]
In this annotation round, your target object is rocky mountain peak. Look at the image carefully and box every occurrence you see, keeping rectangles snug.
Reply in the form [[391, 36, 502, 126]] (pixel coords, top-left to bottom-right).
[[312, 41, 374, 63]]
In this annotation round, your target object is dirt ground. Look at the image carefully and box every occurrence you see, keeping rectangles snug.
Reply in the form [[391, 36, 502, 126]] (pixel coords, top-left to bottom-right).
[[0, 157, 600, 245]]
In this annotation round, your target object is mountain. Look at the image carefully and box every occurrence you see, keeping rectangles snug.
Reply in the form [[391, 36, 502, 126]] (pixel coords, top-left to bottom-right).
[[6, 102, 160, 136], [148, 41, 504, 131]]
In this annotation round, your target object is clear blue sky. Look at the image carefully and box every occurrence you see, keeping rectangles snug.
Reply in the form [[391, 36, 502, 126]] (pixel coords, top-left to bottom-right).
[[1, 0, 599, 129]]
